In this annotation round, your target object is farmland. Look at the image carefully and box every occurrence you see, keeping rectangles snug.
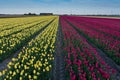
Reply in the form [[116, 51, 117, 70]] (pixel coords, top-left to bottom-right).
[[0, 16, 120, 80]]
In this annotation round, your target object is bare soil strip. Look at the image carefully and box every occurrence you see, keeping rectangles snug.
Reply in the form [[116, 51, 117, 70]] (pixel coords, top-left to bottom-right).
[[0, 19, 55, 71], [53, 21, 65, 80], [66, 20, 120, 80]]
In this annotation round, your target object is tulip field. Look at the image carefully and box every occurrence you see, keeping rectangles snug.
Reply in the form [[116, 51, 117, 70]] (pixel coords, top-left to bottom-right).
[[0, 16, 120, 80]]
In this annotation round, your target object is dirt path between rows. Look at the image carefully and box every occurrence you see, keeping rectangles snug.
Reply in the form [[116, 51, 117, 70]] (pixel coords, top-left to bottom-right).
[[66, 20, 120, 80], [0, 19, 55, 71], [52, 21, 65, 80]]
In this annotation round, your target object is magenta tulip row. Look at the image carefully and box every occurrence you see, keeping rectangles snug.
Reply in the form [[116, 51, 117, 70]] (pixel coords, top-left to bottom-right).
[[62, 16, 120, 65], [60, 16, 116, 80]]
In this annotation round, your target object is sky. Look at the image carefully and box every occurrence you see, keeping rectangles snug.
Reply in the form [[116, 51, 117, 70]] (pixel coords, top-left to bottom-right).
[[0, 0, 120, 15]]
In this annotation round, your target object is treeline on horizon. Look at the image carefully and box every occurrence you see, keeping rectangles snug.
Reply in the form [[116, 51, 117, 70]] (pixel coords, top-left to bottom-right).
[[0, 13, 120, 18]]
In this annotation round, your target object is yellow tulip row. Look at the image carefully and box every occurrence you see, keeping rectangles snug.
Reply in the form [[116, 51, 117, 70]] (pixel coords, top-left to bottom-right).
[[0, 16, 53, 37], [0, 16, 56, 62], [0, 16, 59, 80], [0, 16, 49, 31], [0, 17, 38, 31]]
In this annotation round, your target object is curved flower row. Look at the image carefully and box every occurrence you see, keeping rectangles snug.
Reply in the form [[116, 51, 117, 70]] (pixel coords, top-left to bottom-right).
[[60, 16, 116, 80], [0, 16, 55, 62], [0, 16, 58, 80], [64, 16, 120, 65]]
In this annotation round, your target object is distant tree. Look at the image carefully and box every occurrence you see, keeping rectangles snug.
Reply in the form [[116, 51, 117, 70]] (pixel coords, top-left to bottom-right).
[[28, 13, 32, 15], [24, 13, 36, 15], [40, 13, 53, 15]]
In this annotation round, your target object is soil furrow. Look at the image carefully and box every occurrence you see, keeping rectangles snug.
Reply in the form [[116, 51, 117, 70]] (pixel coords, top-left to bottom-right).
[[53, 21, 65, 80]]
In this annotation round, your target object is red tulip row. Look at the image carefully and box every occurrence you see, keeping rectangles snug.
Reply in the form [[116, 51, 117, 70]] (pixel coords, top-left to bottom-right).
[[60, 16, 116, 80], [63, 16, 120, 65]]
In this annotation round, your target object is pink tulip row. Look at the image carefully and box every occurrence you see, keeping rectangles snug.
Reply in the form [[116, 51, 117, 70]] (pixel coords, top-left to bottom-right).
[[60, 16, 116, 80], [63, 16, 120, 65]]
